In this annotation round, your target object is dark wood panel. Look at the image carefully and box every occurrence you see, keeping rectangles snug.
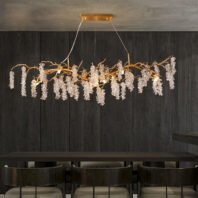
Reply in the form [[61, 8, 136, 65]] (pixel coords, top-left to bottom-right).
[[0, 32, 198, 154], [175, 33, 193, 148], [129, 32, 152, 152], [96, 32, 132, 151], [40, 32, 70, 151], [69, 32, 101, 151], [0, 32, 41, 153], [191, 33, 198, 131], [188, 33, 198, 154], [149, 32, 177, 152]]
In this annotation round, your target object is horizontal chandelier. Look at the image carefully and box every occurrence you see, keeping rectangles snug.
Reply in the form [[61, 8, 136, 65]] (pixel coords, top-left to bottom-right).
[[9, 14, 176, 106]]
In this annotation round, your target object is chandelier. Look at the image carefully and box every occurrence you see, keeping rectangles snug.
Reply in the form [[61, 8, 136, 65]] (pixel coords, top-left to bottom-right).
[[9, 14, 176, 106]]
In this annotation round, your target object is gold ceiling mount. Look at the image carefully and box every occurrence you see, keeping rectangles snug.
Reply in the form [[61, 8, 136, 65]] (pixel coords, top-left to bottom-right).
[[80, 13, 113, 21]]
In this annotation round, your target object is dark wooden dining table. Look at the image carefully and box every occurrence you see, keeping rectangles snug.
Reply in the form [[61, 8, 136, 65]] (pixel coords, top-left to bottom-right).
[[0, 152, 197, 162]]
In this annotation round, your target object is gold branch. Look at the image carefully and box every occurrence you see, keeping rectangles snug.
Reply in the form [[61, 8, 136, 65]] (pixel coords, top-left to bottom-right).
[[10, 56, 173, 83]]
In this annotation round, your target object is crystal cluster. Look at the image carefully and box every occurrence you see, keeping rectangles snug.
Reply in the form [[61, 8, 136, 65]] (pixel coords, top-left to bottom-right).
[[21, 66, 27, 97], [9, 56, 176, 106], [165, 57, 176, 89], [9, 71, 14, 89]]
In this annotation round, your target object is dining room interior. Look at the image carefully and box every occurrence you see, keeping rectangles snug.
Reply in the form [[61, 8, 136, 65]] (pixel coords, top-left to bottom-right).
[[0, 0, 198, 198]]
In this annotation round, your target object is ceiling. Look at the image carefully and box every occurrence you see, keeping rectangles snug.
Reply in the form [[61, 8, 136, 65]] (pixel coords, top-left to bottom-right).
[[1, 0, 198, 31]]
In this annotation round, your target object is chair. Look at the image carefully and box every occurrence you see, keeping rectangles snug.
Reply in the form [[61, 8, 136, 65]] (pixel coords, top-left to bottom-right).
[[130, 161, 143, 194], [143, 161, 177, 168], [138, 165, 198, 198], [71, 165, 133, 198], [27, 161, 57, 168], [143, 161, 165, 168], [80, 161, 124, 168], [2, 165, 65, 198], [164, 161, 177, 168]]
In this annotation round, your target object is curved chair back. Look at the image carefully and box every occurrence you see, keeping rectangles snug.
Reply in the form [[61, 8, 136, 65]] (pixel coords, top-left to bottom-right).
[[139, 165, 198, 186], [34, 161, 57, 168], [72, 166, 132, 186], [2, 165, 65, 187], [80, 161, 124, 168], [143, 161, 165, 168]]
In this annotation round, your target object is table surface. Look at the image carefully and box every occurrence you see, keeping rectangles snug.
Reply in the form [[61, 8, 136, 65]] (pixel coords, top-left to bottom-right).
[[0, 152, 197, 161], [173, 132, 198, 145]]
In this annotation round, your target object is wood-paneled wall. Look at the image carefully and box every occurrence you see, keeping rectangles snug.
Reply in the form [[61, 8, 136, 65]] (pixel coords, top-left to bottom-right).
[[0, 32, 198, 154]]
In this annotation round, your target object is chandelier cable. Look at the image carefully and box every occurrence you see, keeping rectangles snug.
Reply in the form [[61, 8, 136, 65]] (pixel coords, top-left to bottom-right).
[[61, 20, 83, 64], [61, 19, 130, 64], [110, 21, 129, 55]]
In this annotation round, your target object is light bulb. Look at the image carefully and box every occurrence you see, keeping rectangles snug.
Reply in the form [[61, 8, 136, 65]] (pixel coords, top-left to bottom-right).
[[103, 79, 107, 84], [32, 79, 40, 86], [153, 76, 159, 82]]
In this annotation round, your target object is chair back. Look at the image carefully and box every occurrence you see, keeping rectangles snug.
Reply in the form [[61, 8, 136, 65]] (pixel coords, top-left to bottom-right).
[[143, 161, 165, 168], [72, 166, 132, 186], [2, 165, 65, 187], [80, 161, 124, 168], [139, 165, 198, 186], [34, 161, 57, 168]]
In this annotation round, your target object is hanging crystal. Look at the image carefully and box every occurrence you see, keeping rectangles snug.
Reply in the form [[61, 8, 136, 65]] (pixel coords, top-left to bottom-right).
[[21, 66, 27, 97], [9, 71, 15, 89]]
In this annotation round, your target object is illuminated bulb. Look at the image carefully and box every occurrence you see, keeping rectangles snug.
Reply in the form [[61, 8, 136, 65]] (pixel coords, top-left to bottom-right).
[[32, 79, 40, 86], [57, 66, 62, 74], [103, 79, 107, 84], [153, 76, 159, 82], [35, 81, 40, 86]]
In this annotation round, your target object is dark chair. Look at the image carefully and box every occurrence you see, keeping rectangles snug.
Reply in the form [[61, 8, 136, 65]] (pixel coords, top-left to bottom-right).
[[34, 161, 57, 168], [26, 161, 58, 168], [2, 165, 65, 198], [143, 161, 178, 169], [138, 165, 198, 198], [131, 161, 143, 195], [80, 161, 124, 168], [71, 165, 133, 198], [143, 161, 165, 168]]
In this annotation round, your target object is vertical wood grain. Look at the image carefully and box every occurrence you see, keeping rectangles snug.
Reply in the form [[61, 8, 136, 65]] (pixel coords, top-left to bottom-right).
[[173, 32, 193, 152], [98, 32, 132, 151], [0, 32, 197, 154], [69, 32, 101, 151], [40, 32, 70, 151], [0, 32, 40, 153], [129, 32, 152, 151], [188, 32, 198, 154]]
